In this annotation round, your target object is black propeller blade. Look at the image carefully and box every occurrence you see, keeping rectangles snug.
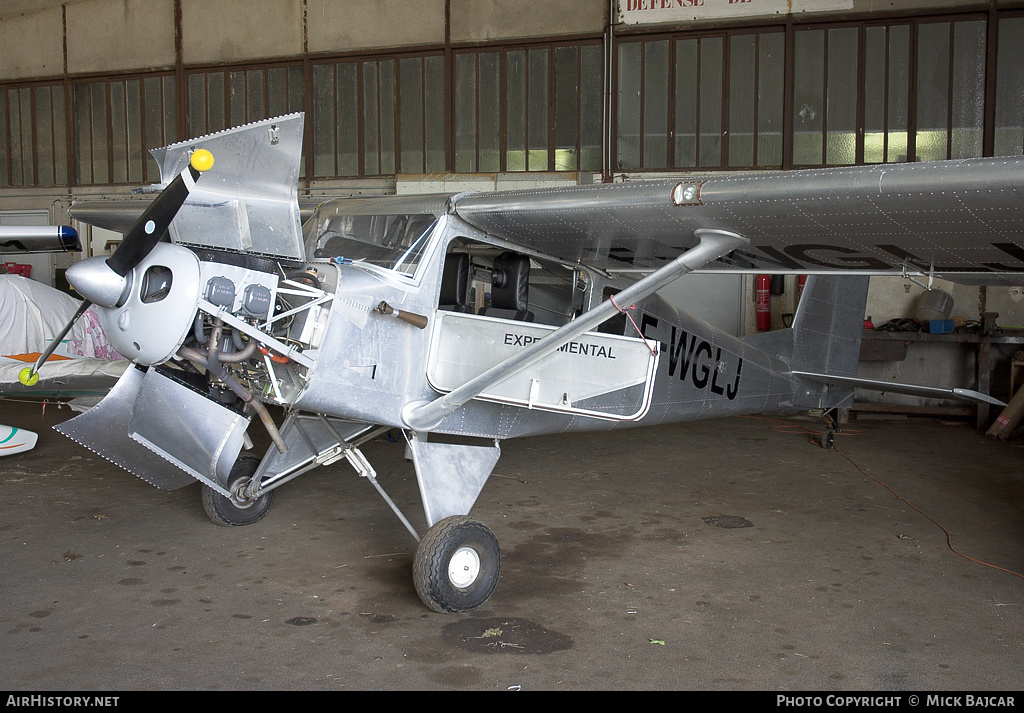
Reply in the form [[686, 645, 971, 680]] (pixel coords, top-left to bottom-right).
[[19, 149, 214, 386], [107, 150, 212, 277]]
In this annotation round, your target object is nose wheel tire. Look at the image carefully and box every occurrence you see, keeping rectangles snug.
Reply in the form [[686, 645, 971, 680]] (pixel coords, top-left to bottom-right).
[[201, 453, 274, 526], [413, 515, 501, 613]]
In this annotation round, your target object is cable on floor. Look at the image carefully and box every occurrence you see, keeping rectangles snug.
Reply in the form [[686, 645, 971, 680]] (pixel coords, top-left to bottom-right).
[[740, 414, 1024, 581]]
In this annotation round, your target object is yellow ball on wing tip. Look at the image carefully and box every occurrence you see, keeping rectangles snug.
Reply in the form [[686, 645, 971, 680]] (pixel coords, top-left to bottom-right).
[[18, 367, 38, 386], [190, 148, 214, 172]]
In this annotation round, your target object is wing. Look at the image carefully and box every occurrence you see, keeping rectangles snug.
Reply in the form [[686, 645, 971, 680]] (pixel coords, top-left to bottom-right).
[[0, 225, 80, 254], [69, 200, 321, 238], [450, 157, 1024, 285], [70, 115, 308, 262], [149, 114, 306, 261]]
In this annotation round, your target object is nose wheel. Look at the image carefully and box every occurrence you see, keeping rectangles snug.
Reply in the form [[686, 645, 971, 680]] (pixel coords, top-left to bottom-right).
[[201, 453, 275, 526], [413, 515, 501, 613]]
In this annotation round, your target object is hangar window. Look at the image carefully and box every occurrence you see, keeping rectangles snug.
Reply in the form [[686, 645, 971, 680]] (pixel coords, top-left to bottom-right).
[[792, 26, 860, 165], [914, 18, 987, 162], [1, 84, 67, 187], [73, 75, 177, 185], [311, 54, 446, 178], [615, 13, 1001, 171], [792, 16, 987, 166], [994, 14, 1024, 157], [187, 65, 304, 138], [862, 23, 912, 164], [3, 7, 1022, 189], [616, 29, 785, 170], [454, 41, 603, 173]]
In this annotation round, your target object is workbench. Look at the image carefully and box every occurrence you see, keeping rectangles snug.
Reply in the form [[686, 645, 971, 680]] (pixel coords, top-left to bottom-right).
[[857, 325, 1024, 429]]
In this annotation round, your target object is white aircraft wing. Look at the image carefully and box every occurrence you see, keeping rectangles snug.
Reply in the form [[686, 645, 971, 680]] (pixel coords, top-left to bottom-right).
[[0, 225, 81, 254], [450, 157, 1024, 284]]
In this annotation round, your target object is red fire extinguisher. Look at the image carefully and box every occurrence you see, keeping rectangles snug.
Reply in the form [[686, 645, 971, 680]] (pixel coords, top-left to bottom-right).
[[756, 274, 771, 331], [797, 275, 807, 304]]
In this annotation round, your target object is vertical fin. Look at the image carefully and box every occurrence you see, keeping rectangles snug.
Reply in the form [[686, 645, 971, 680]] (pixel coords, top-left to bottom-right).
[[791, 275, 869, 378], [744, 275, 869, 409]]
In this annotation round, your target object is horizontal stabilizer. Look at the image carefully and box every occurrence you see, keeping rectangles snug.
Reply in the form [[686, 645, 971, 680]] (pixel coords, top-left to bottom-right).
[[791, 370, 1006, 407]]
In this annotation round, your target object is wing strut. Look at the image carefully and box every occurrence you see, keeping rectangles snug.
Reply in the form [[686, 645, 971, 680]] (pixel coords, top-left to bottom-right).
[[402, 229, 749, 431]]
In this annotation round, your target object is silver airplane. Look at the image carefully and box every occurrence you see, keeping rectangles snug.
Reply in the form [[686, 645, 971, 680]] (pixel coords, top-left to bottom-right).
[[21, 113, 1023, 613]]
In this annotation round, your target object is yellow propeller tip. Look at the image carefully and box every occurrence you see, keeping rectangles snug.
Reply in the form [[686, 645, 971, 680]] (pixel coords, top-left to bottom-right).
[[18, 367, 39, 386], [190, 149, 214, 173]]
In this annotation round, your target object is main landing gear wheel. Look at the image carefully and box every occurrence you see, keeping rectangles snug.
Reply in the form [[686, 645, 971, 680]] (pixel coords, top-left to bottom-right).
[[201, 453, 275, 526], [413, 515, 501, 613]]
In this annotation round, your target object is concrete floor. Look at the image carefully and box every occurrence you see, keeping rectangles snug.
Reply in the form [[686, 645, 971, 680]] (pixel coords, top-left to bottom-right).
[[1, 398, 1022, 691]]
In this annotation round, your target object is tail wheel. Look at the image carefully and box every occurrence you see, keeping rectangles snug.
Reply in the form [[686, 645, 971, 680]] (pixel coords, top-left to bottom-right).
[[413, 515, 501, 613], [201, 453, 274, 526]]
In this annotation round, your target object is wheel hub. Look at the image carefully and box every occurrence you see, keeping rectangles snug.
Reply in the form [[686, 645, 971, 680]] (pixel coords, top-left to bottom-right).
[[448, 546, 481, 588], [228, 478, 256, 509]]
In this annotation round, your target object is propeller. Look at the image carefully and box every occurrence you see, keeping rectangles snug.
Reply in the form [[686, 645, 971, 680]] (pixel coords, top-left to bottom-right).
[[18, 149, 214, 387]]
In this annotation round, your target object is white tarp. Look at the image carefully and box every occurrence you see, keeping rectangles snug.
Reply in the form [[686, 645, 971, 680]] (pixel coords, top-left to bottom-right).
[[0, 274, 122, 360], [0, 275, 127, 397]]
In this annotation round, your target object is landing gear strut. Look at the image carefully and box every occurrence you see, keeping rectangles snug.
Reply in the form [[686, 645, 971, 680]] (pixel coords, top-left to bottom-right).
[[817, 410, 840, 450]]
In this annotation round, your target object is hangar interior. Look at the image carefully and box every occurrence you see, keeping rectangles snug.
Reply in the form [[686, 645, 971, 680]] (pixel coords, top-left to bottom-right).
[[4, 0, 1024, 414], [1, 0, 1024, 692]]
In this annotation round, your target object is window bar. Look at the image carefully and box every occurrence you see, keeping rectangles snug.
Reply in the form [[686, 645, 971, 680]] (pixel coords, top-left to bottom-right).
[[882, 25, 891, 163], [982, 8, 998, 157], [358, 61, 368, 177], [346, 62, 354, 178], [475, 53, 482, 172], [29, 87, 39, 185], [547, 46, 555, 173], [821, 32, 829, 166], [854, 25, 866, 165], [499, 50, 507, 173], [1, 91, 7, 186], [394, 59, 402, 175], [421, 57, 429, 174], [639, 42, 646, 169], [664, 40, 675, 171], [782, 20, 795, 169], [695, 38, 703, 168], [101, 83, 111, 183], [752, 34, 760, 167], [139, 79, 150, 182], [523, 50, 531, 172], [906, 20, 919, 162], [945, 22, 955, 160]]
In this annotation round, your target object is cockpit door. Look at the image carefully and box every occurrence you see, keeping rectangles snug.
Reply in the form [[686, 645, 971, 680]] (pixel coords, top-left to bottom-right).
[[425, 311, 659, 421]]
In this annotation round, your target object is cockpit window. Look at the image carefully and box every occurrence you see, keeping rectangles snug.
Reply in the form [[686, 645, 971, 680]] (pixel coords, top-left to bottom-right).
[[304, 207, 437, 277]]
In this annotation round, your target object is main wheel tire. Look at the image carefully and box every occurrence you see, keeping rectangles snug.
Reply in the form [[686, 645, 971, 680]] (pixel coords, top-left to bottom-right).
[[413, 515, 501, 613], [201, 453, 274, 526]]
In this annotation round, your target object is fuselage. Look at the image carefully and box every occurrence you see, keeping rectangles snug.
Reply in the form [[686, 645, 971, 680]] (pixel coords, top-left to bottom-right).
[[292, 208, 803, 440]]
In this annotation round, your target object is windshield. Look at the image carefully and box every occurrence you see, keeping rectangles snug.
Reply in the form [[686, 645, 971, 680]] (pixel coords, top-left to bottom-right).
[[304, 206, 438, 277]]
